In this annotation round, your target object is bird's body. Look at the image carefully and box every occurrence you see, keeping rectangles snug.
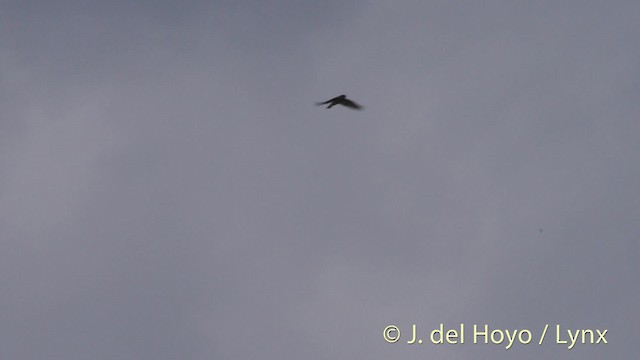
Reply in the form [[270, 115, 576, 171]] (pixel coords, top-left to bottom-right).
[[316, 95, 362, 110]]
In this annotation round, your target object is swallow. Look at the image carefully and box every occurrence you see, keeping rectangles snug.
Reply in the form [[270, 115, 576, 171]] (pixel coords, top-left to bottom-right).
[[316, 94, 363, 110]]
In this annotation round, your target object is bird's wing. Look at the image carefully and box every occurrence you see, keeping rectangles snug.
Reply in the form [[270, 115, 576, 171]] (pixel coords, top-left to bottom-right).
[[340, 99, 363, 109], [316, 96, 343, 105]]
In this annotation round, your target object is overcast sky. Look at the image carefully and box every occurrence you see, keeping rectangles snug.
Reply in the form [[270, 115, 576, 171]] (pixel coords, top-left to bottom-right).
[[1, 1, 639, 359]]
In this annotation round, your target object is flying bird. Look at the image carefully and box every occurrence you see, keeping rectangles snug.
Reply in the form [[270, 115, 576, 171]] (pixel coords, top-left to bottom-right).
[[316, 95, 363, 110]]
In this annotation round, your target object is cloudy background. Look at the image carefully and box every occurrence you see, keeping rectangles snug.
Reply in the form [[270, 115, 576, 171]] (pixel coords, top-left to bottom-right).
[[1, 1, 639, 359]]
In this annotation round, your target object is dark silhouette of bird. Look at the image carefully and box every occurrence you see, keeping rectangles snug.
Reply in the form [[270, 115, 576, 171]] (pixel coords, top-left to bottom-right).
[[316, 95, 363, 110]]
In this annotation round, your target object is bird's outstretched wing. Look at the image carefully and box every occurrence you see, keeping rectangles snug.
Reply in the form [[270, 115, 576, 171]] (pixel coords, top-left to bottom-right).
[[315, 95, 362, 109], [316, 95, 342, 106], [341, 99, 362, 109]]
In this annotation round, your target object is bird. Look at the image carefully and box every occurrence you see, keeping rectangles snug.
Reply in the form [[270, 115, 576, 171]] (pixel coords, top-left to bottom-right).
[[316, 95, 363, 110]]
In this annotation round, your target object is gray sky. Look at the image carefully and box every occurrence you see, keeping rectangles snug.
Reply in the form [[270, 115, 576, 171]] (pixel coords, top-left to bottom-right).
[[1, 1, 639, 359]]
